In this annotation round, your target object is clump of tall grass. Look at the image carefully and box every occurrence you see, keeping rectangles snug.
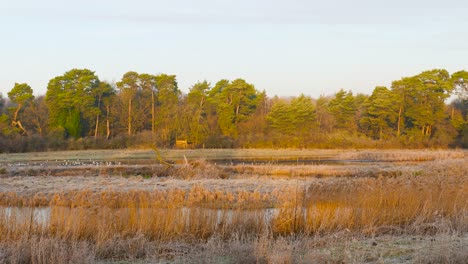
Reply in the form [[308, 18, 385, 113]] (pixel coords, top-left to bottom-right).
[[172, 159, 228, 179]]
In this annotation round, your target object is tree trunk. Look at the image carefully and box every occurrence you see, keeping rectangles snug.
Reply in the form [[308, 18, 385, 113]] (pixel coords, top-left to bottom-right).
[[199, 97, 205, 108], [426, 125, 431, 136], [106, 105, 111, 140], [235, 103, 240, 124], [12, 104, 21, 124], [94, 114, 99, 138], [15, 120, 28, 135], [397, 105, 403, 137], [151, 91, 155, 134], [195, 97, 205, 143], [94, 96, 101, 139], [128, 98, 132, 136], [11, 103, 28, 135]]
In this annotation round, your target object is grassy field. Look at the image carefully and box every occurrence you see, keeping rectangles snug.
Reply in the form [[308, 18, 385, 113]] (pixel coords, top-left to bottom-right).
[[0, 149, 467, 263]]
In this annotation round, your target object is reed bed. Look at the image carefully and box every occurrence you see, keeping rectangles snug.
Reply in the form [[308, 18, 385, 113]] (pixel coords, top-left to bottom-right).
[[0, 158, 466, 263], [1, 171, 466, 243]]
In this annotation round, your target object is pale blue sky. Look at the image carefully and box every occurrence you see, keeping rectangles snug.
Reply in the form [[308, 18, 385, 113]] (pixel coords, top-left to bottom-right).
[[1, 0, 467, 98]]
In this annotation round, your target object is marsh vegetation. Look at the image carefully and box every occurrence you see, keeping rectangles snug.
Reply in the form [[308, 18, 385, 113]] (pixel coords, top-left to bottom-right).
[[0, 149, 467, 263]]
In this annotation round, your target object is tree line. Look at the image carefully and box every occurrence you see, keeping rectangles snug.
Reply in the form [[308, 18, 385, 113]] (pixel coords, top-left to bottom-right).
[[1, 68, 467, 152]]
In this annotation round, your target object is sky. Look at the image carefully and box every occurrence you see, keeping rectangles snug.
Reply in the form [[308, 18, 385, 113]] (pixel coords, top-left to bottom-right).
[[1, 0, 468, 98]]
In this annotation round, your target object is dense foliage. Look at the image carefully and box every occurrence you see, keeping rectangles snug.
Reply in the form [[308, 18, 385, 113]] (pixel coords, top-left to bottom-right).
[[1, 68, 468, 152]]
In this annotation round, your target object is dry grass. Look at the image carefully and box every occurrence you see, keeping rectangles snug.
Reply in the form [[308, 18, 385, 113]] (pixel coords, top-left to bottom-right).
[[0, 233, 466, 263], [1, 160, 466, 242], [0, 155, 466, 263]]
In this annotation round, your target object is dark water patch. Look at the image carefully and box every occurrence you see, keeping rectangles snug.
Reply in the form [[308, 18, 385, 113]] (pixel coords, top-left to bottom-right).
[[1, 151, 434, 168]]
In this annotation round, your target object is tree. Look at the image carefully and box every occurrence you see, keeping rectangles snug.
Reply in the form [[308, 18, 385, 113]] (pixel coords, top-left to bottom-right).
[[117, 71, 140, 136], [390, 77, 411, 137], [187, 81, 211, 145], [267, 94, 316, 146], [268, 99, 294, 134], [449, 107, 465, 132], [206, 79, 230, 136], [237, 90, 270, 146], [46, 69, 100, 138], [102, 90, 117, 139], [155, 74, 180, 145], [353, 93, 368, 129], [22, 96, 49, 136], [0, 114, 13, 136], [360, 86, 399, 139], [392, 69, 452, 137], [315, 95, 334, 133], [90, 81, 114, 138], [139, 73, 158, 134], [289, 95, 316, 135], [452, 70, 468, 101], [8, 83, 34, 135], [211, 79, 259, 137], [328, 89, 356, 132]]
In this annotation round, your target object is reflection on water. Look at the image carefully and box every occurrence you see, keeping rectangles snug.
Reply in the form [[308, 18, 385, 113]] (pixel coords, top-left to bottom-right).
[[2, 207, 50, 224], [1, 206, 278, 226], [1, 206, 354, 226]]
